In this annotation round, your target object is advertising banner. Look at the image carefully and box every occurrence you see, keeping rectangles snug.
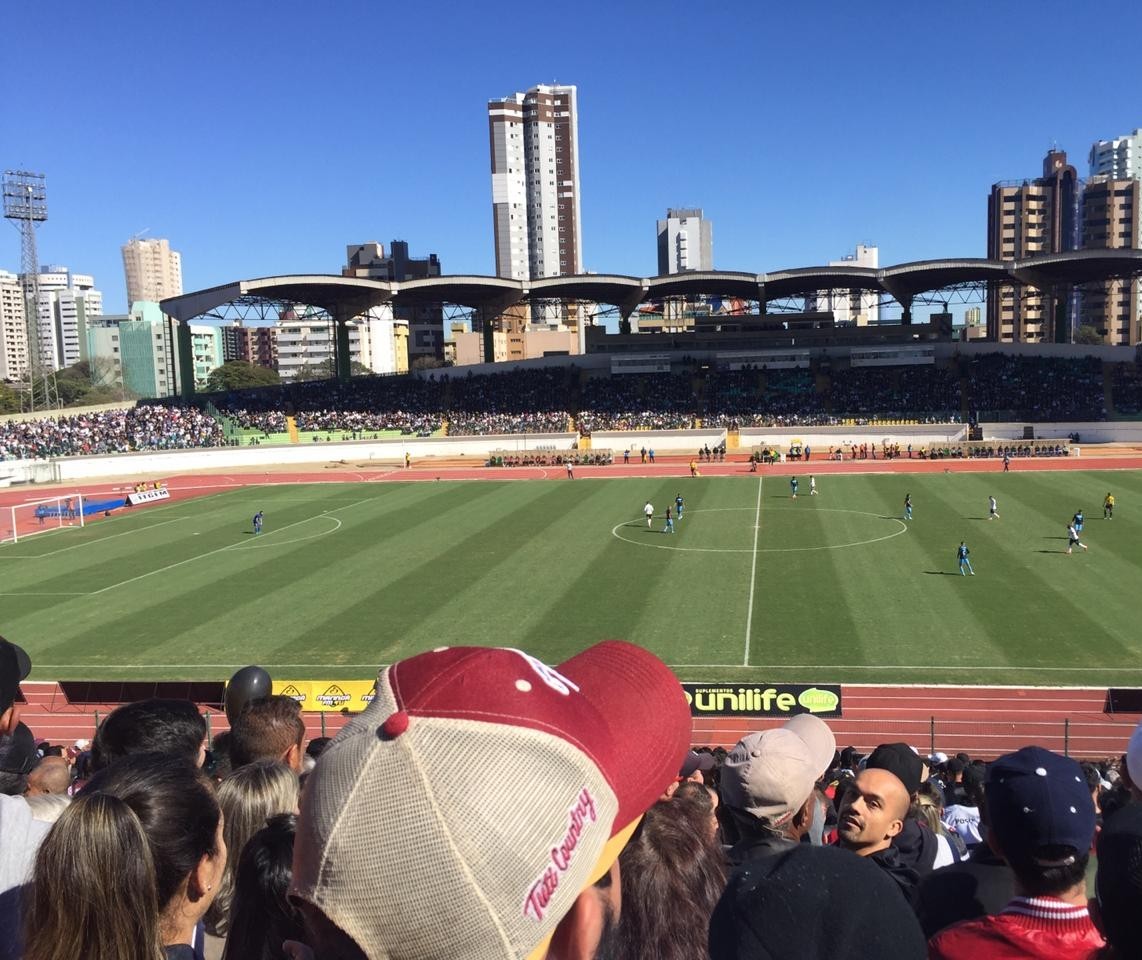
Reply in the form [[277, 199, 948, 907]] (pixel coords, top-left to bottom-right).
[[126, 488, 171, 505], [272, 680, 377, 712], [682, 682, 842, 718]]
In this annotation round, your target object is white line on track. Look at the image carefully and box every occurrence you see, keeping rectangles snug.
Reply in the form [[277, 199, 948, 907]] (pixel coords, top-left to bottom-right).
[[742, 476, 762, 666], [87, 494, 376, 596]]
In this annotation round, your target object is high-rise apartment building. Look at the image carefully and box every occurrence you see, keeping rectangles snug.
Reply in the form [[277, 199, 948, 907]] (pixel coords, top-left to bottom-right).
[[86, 301, 177, 398], [344, 241, 440, 360], [222, 322, 279, 370], [488, 84, 582, 281], [657, 208, 713, 274], [1079, 176, 1140, 344], [1089, 129, 1142, 180], [25, 266, 103, 370], [274, 308, 407, 380], [986, 150, 1078, 342], [0, 270, 28, 381], [809, 244, 880, 326], [122, 237, 183, 308]]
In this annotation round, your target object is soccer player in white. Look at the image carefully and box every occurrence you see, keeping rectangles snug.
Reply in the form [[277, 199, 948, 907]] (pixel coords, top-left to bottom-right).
[[644, 501, 655, 528], [1066, 524, 1088, 555], [988, 496, 999, 520], [809, 476, 817, 496]]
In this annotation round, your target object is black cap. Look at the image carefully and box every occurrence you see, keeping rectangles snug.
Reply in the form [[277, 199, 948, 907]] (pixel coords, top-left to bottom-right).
[[0, 637, 31, 715], [709, 845, 926, 959], [0, 722, 37, 775], [867, 742, 924, 795]]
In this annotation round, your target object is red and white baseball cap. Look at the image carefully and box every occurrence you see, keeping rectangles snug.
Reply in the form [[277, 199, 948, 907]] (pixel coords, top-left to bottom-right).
[[291, 641, 691, 960]]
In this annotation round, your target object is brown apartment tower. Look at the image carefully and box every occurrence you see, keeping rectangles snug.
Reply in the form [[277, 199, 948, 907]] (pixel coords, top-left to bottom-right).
[[1078, 176, 1140, 344], [986, 149, 1078, 342]]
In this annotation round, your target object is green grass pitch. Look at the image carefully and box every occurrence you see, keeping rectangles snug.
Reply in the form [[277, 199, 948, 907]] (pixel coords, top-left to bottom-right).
[[3, 470, 1141, 685]]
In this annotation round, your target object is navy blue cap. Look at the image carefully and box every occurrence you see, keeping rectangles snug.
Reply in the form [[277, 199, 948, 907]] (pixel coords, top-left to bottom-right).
[[986, 746, 1095, 864]]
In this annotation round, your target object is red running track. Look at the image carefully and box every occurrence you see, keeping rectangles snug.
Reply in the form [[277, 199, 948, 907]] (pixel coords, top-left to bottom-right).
[[5, 453, 1142, 756]]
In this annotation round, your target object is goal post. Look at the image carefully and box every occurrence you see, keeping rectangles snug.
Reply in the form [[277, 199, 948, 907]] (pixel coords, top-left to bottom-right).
[[3, 493, 86, 544]]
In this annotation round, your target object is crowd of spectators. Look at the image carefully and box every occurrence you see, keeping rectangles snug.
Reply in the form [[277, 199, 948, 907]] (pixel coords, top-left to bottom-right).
[[1, 356, 1137, 461], [0, 407, 225, 461], [963, 355, 1106, 422], [5, 633, 1142, 960]]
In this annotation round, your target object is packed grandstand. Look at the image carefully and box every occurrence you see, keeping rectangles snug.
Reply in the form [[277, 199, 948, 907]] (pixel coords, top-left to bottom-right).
[[0, 352, 1128, 460]]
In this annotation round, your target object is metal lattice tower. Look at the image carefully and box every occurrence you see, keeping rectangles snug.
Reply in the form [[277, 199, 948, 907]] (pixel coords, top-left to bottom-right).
[[3, 170, 58, 411]]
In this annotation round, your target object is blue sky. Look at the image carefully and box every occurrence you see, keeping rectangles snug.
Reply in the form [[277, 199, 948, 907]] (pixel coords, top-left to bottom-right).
[[3, 0, 1140, 314]]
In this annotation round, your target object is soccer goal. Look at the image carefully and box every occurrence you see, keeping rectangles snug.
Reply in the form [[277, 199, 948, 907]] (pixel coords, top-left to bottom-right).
[[3, 494, 86, 544]]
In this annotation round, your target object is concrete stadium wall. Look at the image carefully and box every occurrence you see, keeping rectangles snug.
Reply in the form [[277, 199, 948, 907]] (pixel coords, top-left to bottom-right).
[[3, 420, 1141, 484]]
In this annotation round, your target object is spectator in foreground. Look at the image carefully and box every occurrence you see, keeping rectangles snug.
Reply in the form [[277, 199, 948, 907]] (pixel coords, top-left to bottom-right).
[[23, 752, 226, 960], [91, 698, 208, 772], [289, 641, 692, 960], [0, 637, 44, 960], [229, 696, 306, 773], [25, 755, 71, 796], [222, 813, 303, 960], [611, 797, 728, 960], [928, 746, 1101, 960], [708, 844, 927, 959], [719, 727, 822, 866], [1092, 803, 1142, 959], [834, 767, 916, 901], [0, 723, 37, 797], [206, 760, 300, 943]]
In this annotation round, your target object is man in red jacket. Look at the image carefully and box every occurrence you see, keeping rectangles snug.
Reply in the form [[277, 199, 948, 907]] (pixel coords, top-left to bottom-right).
[[928, 746, 1102, 960]]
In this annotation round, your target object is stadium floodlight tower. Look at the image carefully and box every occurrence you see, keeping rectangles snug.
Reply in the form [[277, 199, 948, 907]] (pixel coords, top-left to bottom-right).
[[3, 170, 58, 411]]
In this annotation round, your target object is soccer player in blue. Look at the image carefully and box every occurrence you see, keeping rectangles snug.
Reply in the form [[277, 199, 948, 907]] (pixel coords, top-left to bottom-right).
[[663, 506, 675, 534], [904, 493, 913, 521], [790, 477, 798, 499], [1072, 509, 1084, 533], [675, 493, 684, 518], [957, 541, 974, 576], [253, 510, 264, 535]]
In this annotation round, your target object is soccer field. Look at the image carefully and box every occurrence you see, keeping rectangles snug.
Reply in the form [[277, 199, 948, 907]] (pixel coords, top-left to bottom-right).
[[2, 470, 1141, 685]]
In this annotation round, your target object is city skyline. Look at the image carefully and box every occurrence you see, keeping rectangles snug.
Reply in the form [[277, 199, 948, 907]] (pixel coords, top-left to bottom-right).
[[2, 0, 1140, 316]]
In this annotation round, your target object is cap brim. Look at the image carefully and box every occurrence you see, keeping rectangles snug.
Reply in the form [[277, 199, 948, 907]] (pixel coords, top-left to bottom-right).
[[783, 713, 836, 775], [558, 641, 691, 833]]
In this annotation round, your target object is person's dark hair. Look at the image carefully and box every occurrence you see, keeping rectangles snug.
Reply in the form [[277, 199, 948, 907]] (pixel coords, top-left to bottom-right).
[[91, 699, 206, 772], [1003, 845, 1089, 896], [206, 730, 233, 781], [41, 744, 64, 758], [221, 813, 303, 960], [1095, 804, 1142, 958], [612, 798, 728, 960], [306, 737, 332, 759], [81, 752, 222, 910], [23, 792, 165, 960], [229, 696, 305, 769], [0, 769, 27, 795], [1080, 762, 1102, 795]]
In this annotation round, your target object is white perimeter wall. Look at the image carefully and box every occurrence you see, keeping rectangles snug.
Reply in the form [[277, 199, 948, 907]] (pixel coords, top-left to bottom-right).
[[1, 420, 1140, 484]]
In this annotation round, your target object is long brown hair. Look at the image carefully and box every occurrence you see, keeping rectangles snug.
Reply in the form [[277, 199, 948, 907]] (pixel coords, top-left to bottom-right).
[[612, 798, 729, 960], [23, 792, 165, 960]]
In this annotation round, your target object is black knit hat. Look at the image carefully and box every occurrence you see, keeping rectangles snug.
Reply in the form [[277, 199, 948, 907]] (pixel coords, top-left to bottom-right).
[[709, 845, 927, 960], [867, 742, 923, 795]]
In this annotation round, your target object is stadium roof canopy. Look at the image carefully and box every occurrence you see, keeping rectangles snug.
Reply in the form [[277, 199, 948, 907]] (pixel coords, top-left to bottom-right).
[[161, 250, 1142, 323]]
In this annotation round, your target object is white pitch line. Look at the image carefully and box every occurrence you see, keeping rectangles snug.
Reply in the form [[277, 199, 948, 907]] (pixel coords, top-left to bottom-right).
[[0, 517, 189, 559], [88, 495, 377, 596], [742, 476, 762, 667]]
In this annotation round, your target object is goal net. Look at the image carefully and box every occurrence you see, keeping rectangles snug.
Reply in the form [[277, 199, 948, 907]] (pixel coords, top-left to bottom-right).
[[2, 494, 86, 544]]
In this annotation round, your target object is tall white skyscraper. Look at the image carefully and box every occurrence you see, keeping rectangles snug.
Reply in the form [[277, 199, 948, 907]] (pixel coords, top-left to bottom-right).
[[26, 267, 103, 370], [1089, 129, 1142, 179], [122, 237, 183, 307], [0, 270, 29, 381], [488, 84, 582, 280], [657, 208, 713, 274]]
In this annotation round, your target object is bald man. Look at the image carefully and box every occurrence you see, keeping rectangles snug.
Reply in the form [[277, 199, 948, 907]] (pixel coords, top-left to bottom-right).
[[25, 756, 70, 796], [835, 768, 920, 903]]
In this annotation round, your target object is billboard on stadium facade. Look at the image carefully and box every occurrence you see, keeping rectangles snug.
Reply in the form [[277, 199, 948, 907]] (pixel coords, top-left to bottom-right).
[[683, 683, 842, 718]]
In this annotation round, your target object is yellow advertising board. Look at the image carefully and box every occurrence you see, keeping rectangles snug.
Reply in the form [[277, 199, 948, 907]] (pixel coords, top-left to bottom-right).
[[271, 680, 377, 713]]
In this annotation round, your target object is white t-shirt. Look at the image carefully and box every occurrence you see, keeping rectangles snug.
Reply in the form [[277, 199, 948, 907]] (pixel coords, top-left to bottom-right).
[[942, 803, 982, 846]]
